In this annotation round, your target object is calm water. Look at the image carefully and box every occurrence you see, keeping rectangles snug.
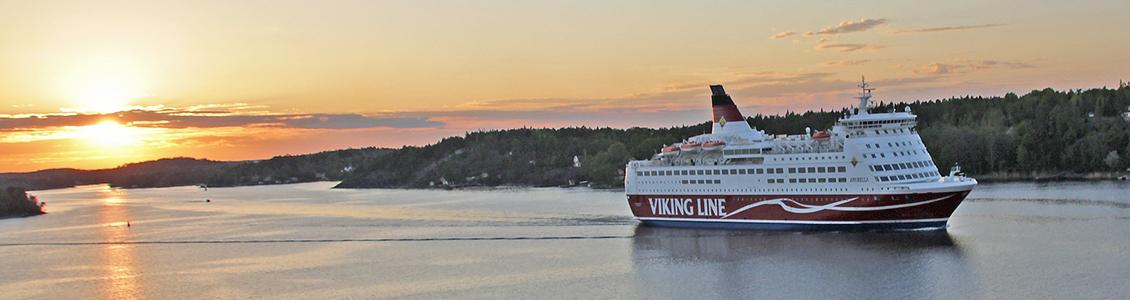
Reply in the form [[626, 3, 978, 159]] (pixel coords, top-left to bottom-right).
[[2, 181, 1129, 299]]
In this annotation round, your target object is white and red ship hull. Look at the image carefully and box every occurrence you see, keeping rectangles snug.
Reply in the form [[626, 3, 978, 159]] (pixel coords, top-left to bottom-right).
[[624, 82, 978, 230], [627, 189, 970, 230]]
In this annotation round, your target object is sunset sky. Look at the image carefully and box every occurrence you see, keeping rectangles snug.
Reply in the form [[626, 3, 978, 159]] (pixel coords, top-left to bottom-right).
[[2, 0, 1129, 172]]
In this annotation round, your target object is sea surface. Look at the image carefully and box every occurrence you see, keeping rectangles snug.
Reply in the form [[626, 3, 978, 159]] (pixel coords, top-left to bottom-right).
[[2, 181, 1129, 299]]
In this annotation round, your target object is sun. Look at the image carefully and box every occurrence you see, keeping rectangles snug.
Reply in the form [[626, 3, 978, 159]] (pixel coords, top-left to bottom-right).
[[76, 120, 142, 148]]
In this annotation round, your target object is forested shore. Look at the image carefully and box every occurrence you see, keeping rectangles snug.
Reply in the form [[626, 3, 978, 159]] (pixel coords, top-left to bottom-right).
[[0, 186, 45, 218], [3, 85, 1129, 190]]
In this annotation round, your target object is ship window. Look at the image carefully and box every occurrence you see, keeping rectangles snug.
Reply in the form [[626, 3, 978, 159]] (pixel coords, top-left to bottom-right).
[[756, 169, 764, 174], [818, 167, 827, 173], [713, 170, 721, 175], [838, 166, 846, 172], [777, 168, 783, 173], [664, 171, 671, 176], [767, 168, 775, 174], [797, 168, 806, 174], [900, 163, 908, 169], [681, 180, 688, 184], [807, 167, 816, 173], [865, 144, 871, 149], [789, 178, 797, 183], [880, 153, 886, 158], [739, 169, 747, 175], [722, 169, 730, 175], [714, 179, 721, 184], [636, 172, 642, 176], [839, 178, 847, 183], [819, 178, 827, 183]]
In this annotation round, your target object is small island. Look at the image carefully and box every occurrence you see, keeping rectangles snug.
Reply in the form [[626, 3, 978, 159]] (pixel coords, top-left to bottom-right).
[[0, 186, 45, 218]]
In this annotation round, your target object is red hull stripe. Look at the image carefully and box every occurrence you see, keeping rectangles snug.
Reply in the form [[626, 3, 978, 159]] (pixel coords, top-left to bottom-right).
[[638, 217, 949, 225], [627, 191, 969, 222]]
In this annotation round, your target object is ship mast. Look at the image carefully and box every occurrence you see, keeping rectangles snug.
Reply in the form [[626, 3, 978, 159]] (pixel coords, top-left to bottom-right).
[[857, 76, 873, 115]]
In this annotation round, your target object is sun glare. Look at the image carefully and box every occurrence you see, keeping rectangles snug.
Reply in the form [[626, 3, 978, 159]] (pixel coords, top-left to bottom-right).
[[77, 120, 142, 148], [64, 65, 145, 114]]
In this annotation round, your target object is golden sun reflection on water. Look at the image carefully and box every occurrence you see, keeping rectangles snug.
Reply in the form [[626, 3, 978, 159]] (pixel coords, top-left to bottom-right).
[[97, 195, 143, 300]]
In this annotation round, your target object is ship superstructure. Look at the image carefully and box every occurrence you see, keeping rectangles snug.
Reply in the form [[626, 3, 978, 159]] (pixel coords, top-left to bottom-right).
[[624, 79, 976, 230]]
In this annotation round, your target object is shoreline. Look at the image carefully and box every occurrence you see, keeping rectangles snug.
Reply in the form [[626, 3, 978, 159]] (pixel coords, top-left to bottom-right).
[[21, 175, 1129, 192], [972, 172, 1129, 183]]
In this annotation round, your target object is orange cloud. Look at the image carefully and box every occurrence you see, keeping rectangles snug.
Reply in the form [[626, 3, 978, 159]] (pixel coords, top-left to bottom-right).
[[814, 42, 884, 52], [769, 31, 797, 39], [897, 23, 1006, 33], [914, 60, 1036, 75], [825, 60, 871, 66]]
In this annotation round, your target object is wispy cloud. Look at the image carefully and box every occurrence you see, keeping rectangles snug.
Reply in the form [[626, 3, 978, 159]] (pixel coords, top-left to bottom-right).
[[825, 60, 870, 66], [810, 18, 889, 36], [0, 108, 445, 132], [913, 60, 1036, 75], [769, 31, 797, 39], [897, 23, 1006, 33], [814, 42, 884, 52]]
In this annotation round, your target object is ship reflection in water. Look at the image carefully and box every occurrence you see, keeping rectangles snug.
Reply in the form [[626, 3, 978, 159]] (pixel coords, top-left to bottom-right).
[[630, 226, 975, 299], [97, 195, 142, 300]]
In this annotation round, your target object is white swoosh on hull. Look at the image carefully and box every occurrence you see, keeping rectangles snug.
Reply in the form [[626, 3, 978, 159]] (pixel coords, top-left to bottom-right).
[[721, 194, 955, 219]]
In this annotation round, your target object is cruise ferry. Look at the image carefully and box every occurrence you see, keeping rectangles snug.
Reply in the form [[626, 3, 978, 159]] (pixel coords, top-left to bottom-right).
[[624, 79, 976, 230]]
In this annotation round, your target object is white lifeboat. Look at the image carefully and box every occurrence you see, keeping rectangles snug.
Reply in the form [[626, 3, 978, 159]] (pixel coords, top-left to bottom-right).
[[659, 146, 680, 157], [701, 141, 725, 152], [679, 142, 702, 153]]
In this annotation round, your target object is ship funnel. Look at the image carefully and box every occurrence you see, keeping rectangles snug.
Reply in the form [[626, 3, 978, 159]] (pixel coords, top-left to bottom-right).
[[710, 85, 744, 123], [708, 84, 758, 139]]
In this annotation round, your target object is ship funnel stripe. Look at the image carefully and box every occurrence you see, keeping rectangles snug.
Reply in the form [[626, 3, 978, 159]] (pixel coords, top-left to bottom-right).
[[712, 104, 745, 122], [709, 85, 744, 122]]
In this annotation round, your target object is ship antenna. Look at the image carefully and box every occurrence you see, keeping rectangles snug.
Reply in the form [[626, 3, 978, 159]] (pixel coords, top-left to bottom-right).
[[857, 75, 873, 115]]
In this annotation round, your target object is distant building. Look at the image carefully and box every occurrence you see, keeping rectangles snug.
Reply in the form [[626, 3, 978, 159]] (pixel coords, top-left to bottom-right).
[[573, 155, 581, 168]]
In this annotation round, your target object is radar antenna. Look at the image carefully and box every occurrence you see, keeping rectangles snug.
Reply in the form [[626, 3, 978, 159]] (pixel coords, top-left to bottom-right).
[[857, 76, 874, 115]]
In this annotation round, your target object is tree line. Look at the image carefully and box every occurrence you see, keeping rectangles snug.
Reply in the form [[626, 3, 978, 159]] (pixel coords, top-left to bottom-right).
[[0, 186, 44, 218], [4, 85, 1129, 190]]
